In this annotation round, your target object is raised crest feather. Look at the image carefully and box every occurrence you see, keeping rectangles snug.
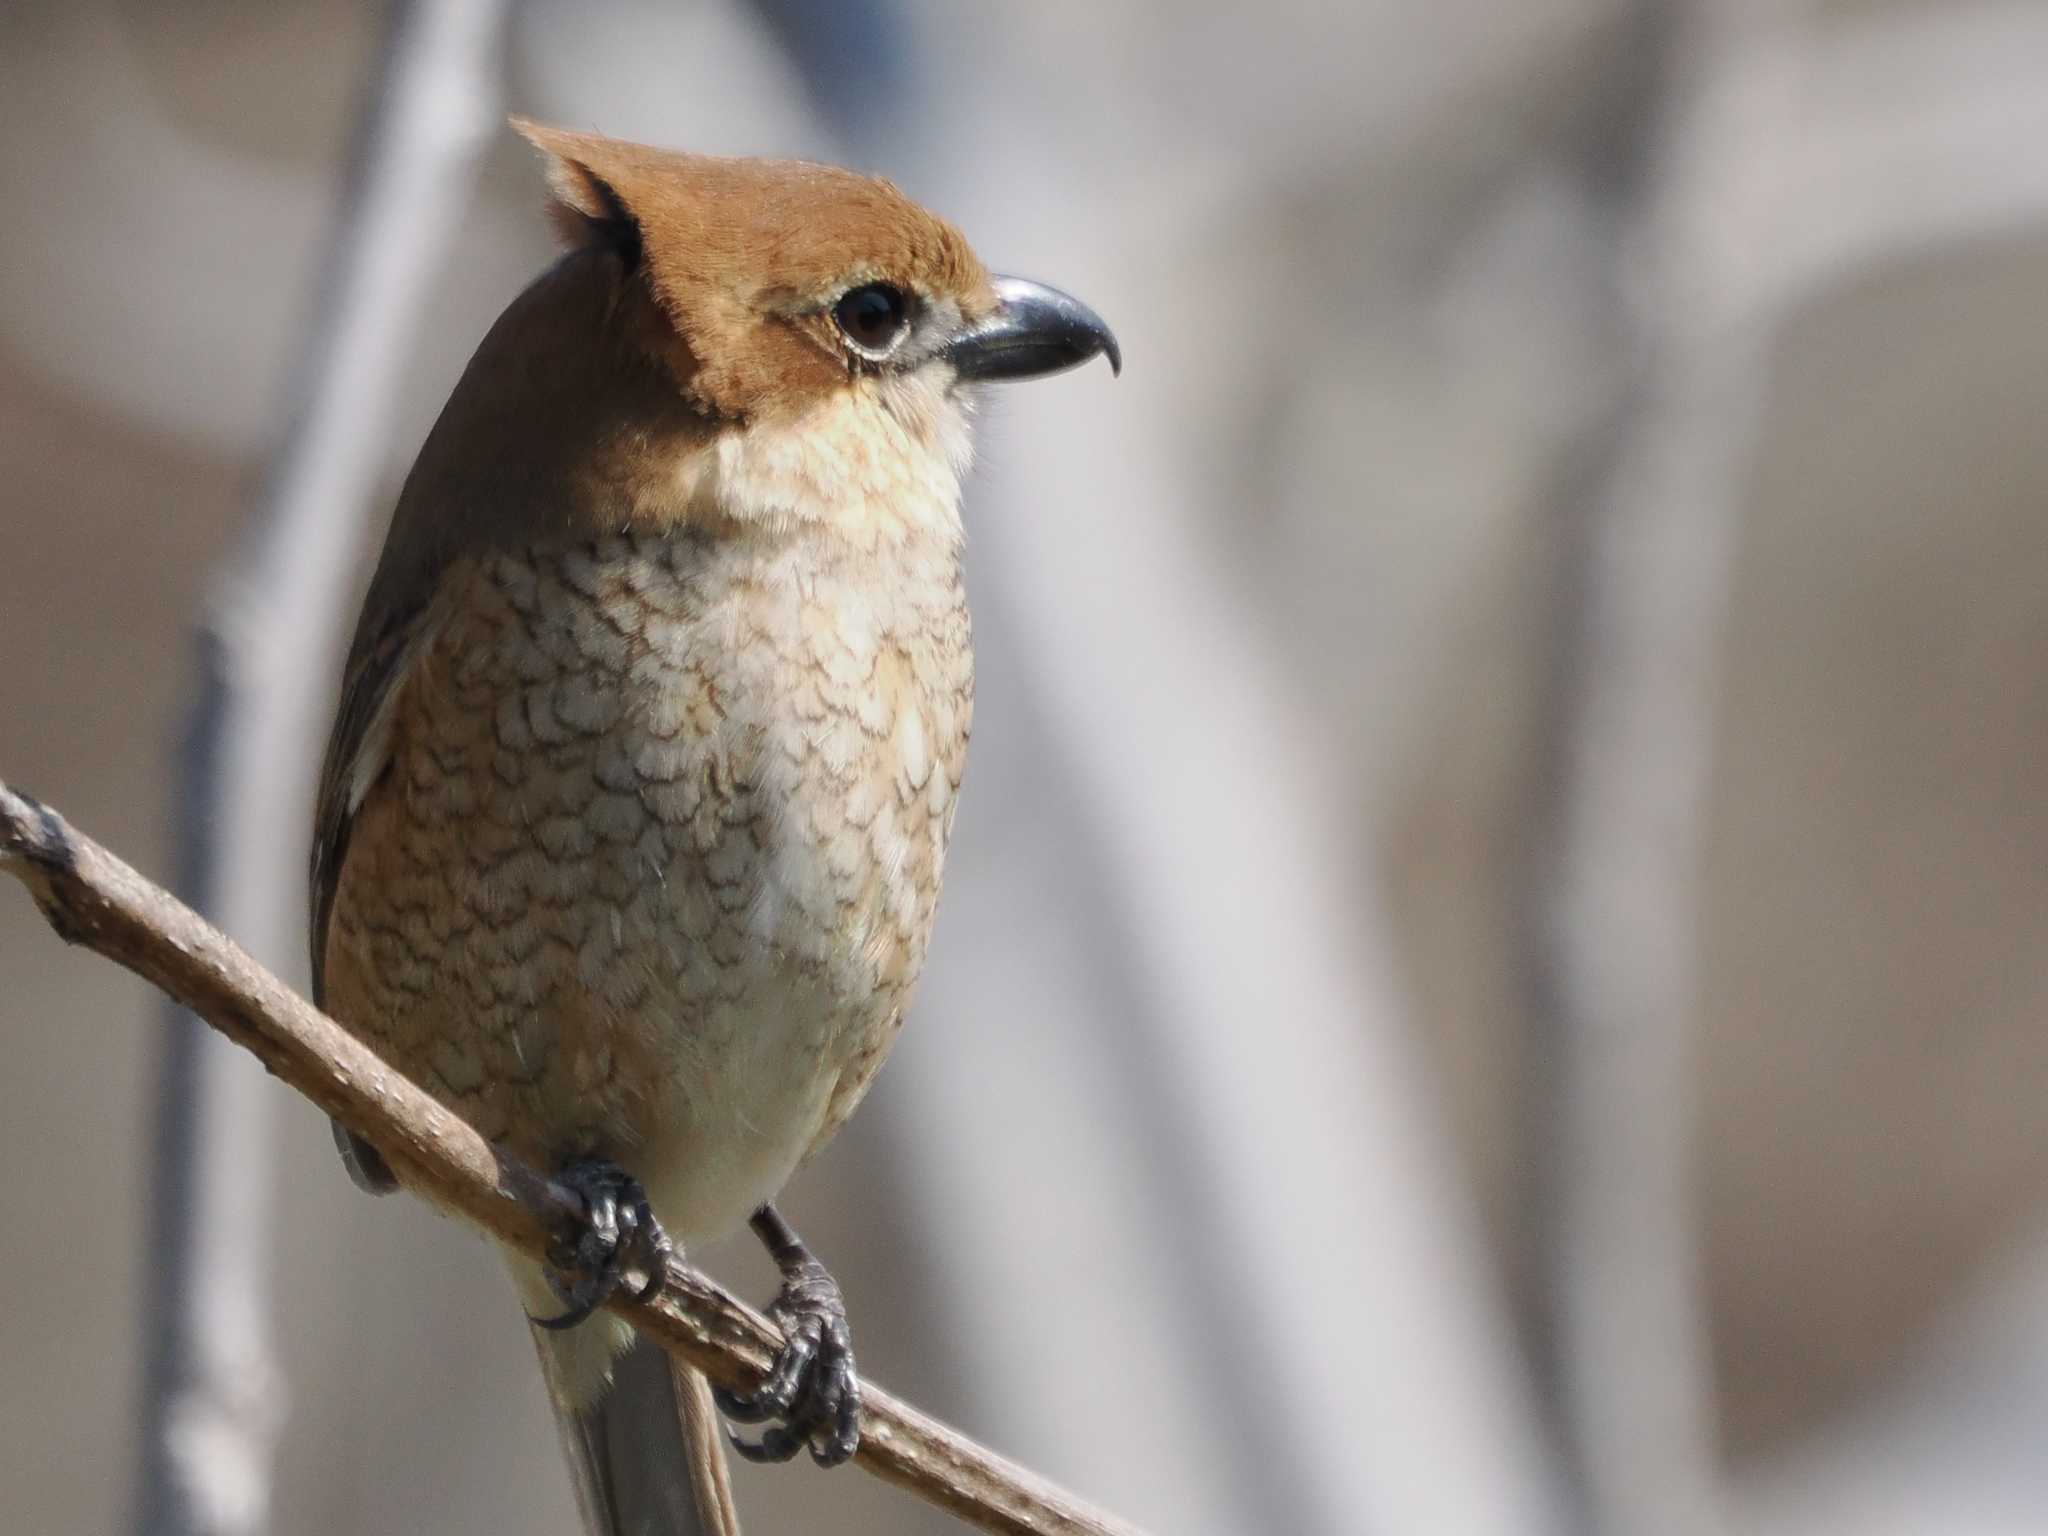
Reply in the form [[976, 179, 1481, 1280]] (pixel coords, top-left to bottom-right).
[[511, 116, 642, 260]]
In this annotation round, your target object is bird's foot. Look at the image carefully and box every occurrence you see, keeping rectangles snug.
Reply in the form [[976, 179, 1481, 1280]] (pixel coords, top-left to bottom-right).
[[716, 1212, 861, 1467], [530, 1157, 673, 1332]]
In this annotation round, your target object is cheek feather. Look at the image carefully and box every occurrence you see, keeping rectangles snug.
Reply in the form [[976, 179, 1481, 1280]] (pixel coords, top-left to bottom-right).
[[687, 374, 974, 548]]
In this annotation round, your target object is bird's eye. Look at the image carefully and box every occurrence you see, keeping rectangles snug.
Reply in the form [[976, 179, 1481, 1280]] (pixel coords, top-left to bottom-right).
[[833, 283, 910, 356]]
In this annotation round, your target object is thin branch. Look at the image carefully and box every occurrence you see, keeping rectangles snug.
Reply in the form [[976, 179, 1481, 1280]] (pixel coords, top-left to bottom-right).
[[0, 781, 1146, 1536]]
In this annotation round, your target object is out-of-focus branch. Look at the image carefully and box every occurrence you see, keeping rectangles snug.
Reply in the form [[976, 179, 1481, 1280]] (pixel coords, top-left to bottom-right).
[[1522, 3, 1814, 1533], [134, 4, 512, 1534], [0, 782, 1149, 1536]]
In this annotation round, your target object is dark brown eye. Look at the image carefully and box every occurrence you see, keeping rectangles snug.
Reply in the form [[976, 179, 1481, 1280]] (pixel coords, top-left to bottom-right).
[[833, 283, 910, 355]]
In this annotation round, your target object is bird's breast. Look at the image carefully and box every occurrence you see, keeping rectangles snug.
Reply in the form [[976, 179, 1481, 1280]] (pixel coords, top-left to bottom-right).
[[323, 523, 971, 1241]]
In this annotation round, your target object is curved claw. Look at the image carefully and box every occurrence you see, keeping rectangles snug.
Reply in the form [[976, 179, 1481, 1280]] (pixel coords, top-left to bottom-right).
[[526, 1157, 670, 1331], [713, 1324, 812, 1423], [727, 1421, 808, 1465], [716, 1254, 862, 1465], [817, 1348, 860, 1468], [531, 1293, 605, 1332], [628, 1214, 675, 1302]]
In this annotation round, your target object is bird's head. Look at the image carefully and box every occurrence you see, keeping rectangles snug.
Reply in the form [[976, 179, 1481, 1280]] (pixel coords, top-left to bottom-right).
[[507, 120, 1118, 543]]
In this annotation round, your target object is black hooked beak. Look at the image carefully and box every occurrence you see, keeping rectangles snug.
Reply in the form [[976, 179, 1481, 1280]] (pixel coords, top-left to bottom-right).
[[947, 275, 1122, 381]]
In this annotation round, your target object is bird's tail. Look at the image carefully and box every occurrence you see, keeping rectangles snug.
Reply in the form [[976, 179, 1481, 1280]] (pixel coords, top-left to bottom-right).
[[514, 1260, 742, 1536]]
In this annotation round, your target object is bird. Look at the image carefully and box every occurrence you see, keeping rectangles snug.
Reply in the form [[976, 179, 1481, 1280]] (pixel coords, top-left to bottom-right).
[[307, 118, 1118, 1536]]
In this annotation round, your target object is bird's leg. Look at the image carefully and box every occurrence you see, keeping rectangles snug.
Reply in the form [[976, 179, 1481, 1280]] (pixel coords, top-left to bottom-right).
[[531, 1156, 674, 1331], [715, 1205, 861, 1467]]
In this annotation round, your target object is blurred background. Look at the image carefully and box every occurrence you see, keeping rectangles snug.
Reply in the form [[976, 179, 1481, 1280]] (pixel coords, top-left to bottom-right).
[[6, 1, 2048, 1533]]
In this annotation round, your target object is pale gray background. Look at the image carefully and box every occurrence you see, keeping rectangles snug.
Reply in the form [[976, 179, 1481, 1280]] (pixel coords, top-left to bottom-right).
[[6, 2, 2048, 1533]]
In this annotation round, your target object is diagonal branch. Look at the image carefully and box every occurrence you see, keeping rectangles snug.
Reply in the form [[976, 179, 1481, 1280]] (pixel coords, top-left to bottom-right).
[[0, 780, 1146, 1536]]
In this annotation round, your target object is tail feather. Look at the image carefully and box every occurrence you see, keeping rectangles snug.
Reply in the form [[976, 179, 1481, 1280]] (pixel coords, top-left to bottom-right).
[[517, 1261, 741, 1536], [549, 1334, 741, 1536]]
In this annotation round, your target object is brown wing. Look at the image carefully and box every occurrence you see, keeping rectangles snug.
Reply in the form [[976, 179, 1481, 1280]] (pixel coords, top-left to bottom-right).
[[309, 603, 425, 1003], [307, 228, 705, 1189], [309, 583, 442, 1195]]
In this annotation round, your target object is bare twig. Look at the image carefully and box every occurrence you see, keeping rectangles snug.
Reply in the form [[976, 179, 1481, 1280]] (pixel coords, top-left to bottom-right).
[[0, 781, 1147, 1536]]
